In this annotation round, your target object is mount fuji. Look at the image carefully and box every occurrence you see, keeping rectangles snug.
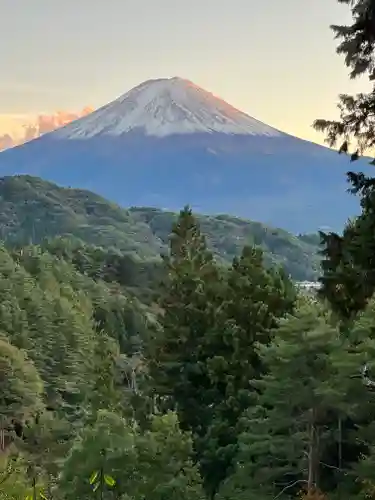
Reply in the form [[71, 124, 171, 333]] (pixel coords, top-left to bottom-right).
[[0, 77, 369, 232]]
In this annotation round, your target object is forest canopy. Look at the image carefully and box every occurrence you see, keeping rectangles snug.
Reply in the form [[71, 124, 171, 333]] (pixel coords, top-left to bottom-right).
[[6, 1, 375, 498]]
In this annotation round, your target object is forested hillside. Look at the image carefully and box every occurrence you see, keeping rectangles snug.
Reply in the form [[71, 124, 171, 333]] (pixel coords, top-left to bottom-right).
[[6, 1, 375, 499], [0, 235, 154, 498], [0, 175, 321, 281], [2, 203, 375, 500]]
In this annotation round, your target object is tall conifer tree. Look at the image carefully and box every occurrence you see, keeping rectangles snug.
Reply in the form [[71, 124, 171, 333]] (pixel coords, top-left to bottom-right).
[[313, 0, 375, 320]]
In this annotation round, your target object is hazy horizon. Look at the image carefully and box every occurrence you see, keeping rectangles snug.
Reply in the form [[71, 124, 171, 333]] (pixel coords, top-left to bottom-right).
[[0, 0, 370, 147]]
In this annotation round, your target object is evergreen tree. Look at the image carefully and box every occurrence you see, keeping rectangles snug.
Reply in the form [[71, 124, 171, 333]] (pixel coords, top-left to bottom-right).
[[150, 206, 223, 493], [216, 302, 366, 500], [314, 0, 375, 151], [0, 335, 44, 450], [58, 410, 205, 500], [0, 455, 32, 500], [310, 12, 375, 492], [151, 208, 296, 496], [339, 295, 375, 499], [198, 246, 296, 495], [150, 205, 221, 412], [90, 330, 123, 413], [313, 0, 375, 320], [225, 246, 296, 354]]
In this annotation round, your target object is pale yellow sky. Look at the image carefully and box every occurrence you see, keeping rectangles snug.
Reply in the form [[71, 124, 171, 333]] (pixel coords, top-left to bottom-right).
[[0, 0, 369, 145]]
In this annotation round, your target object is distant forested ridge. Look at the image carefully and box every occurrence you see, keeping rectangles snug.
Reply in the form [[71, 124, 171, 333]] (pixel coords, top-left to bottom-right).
[[0, 175, 321, 281]]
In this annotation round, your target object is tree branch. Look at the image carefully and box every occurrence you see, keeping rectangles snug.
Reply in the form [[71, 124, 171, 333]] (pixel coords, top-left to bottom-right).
[[273, 479, 308, 500]]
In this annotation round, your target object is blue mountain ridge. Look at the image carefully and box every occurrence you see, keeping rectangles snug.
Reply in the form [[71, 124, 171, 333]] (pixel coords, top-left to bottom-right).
[[0, 129, 370, 234], [0, 75, 371, 234]]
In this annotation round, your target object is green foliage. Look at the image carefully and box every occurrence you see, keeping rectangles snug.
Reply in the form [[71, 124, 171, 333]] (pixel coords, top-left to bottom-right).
[[57, 410, 205, 500], [0, 455, 33, 499], [89, 465, 116, 496], [0, 336, 43, 437], [151, 207, 297, 497], [313, 1, 375, 323], [313, 0, 375, 154], [132, 207, 321, 281], [0, 198, 374, 500], [151, 206, 222, 428], [0, 236, 153, 495], [0, 175, 320, 282], [216, 300, 375, 500], [5, 1, 375, 498]]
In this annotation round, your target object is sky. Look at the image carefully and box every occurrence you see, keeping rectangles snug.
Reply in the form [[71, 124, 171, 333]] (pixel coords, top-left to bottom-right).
[[0, 0, 370, 146]]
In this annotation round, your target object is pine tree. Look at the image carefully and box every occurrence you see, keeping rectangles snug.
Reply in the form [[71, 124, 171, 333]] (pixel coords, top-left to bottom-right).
[[198, 246, 296, 496], [314, 0, 375, 152], [311, 19, 375, 489], [150, 206, 223, 492], [0, 335, 44, 450], [90, 330, 123, 413], [339, 296, 375, 499], [150, 205, 221, 410], [151, 208, 297, 497], [225, 246, 296, 349], [313, 0, 375, 320], [58, 410, 205, 500], [217, 302, 365, 500]]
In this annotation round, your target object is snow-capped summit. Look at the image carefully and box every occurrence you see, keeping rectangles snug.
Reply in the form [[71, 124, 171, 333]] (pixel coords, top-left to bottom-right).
[[54, 77, 282, 139], [0, 76, 370, 234]]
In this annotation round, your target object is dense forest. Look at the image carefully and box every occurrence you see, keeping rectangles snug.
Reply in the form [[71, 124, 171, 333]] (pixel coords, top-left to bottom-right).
[[6, 1, 375, 498], [2, 202, 375, 500], [0, 175, 321, 281]]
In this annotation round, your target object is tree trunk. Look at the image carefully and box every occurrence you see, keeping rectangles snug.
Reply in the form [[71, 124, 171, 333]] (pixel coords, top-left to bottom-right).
[[307, 409, 319, 494]]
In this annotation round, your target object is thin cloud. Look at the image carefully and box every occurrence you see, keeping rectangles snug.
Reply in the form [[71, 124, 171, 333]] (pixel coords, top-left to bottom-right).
[[0, 106, 94, 151]]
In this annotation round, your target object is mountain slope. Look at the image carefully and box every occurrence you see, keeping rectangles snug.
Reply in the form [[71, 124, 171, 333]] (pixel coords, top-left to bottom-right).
[[0, 175, 320, 280], [0, 76, 365, 233], [53, 77, 282, 138]]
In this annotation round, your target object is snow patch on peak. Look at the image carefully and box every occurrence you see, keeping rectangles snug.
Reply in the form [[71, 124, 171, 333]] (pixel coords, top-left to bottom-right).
[[54, 77, 283, 139]]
